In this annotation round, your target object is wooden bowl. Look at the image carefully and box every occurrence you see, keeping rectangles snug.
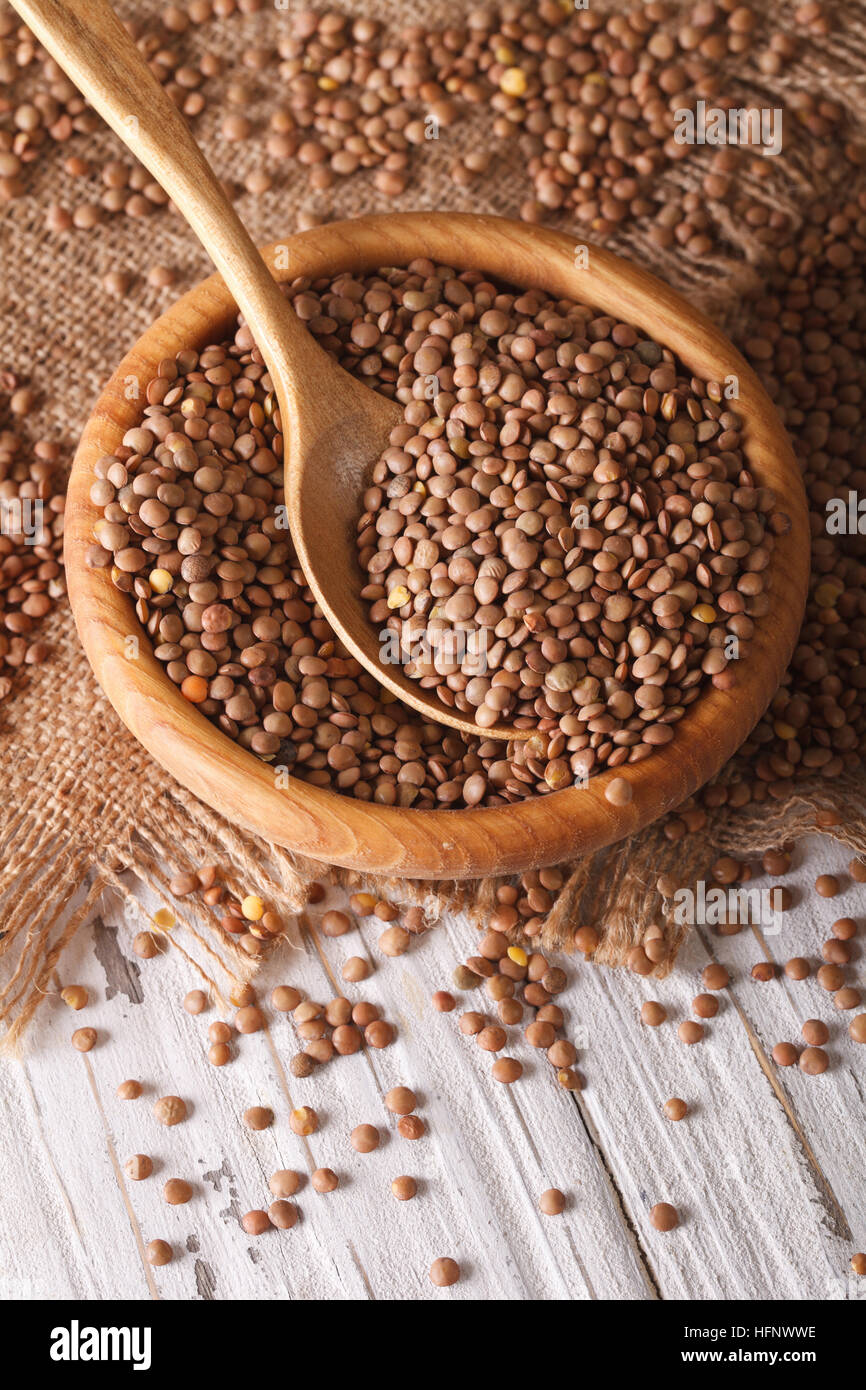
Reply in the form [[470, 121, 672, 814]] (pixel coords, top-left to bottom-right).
[[65, 212, 809, 880]]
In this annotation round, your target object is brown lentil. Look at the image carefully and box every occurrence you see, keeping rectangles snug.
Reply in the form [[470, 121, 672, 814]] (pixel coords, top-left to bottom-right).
[[342, 957, 370, 983], [814, 874, 841, 898], [802, 1019, 829, 1045], [145, 1239, 172, 1266], [163, 1178, 192, 1205], [492, 1057, 523, 1083], [772, 1041, 799, 1067], [751, 961, 776, 982], [817, 964, 845, 992], [243, 1105, 273, 1131], [379, 925, 410, 956], [61, 985, 88, 1010], [384, 1086, 417, 1115], [311, 1167, 339, 1193], [126, 1154, 153, 1181], [133, 932, 161, 960], [153, 1095, 187, 1126], [268, 1199, 298, 1229], [242, 1209, 270, 1236], [391, 1175, 417, 1200], [832, 918, 858, 940], [702, 963, 730, 991], [365, 1019, 395, 1048], [432, 990, 456, 1012], [834, 988, 862, 1011], [397, 1113, 426, 1139], [678, 1020, 704, 1045], [321, 909, 352, 937], [693, 993, 719, 1019], [269, 1170, 301, 1198], [290, 1105, 318, 1135], [799, 1045, 829, 1075], [539, 1188, 565, 1216], [785, 957, 811, 981], [234, 1004, 264, 1034], [429, 1257, 460, 1287], [641, 1001, 667, 1027], [351, 1122, 380, 1154], [650, 1202, 679, 1232]]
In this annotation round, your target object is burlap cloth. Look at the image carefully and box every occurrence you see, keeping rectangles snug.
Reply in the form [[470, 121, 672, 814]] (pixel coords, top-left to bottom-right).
[[2, 0, 866, 1043]]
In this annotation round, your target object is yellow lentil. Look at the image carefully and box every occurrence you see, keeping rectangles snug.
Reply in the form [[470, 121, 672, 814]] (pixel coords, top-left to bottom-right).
[[500, 67, 527, 97], [148, 568, 173, 594]]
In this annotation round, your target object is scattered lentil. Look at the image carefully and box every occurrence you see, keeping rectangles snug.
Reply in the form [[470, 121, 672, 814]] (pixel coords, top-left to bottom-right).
[[126, 1154, 153, 1181], [429, 1257, 460, 1287], [145, 1239, 172, 1266], [268, 1199, 298, 1229], [312, 1167, 339, 1193], [539, 1188, 565, 1216], [153, 1095, 187, 1126], [241, 1209, 270, 1236], [244, 1105, 273, 1131], [351, 1123, 380, 1153], [164, 1178, 192, 1205], [650, 1202, 679, 1232]]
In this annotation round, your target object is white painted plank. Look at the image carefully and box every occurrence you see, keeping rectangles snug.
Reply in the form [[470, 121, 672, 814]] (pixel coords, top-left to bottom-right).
[[1, 833, 863, 1301], [569, 833, 865, 1300]]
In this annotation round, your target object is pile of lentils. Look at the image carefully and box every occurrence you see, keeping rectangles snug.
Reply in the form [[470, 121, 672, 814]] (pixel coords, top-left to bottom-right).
[[354, 261, 784, 758], [86, 263, 783, 806], [1, 0, 848, 259], [0, 371, 66, 697]]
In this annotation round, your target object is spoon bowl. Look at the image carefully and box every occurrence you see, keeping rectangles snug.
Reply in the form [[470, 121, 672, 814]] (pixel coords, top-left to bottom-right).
[[65, 214, 809, 878]]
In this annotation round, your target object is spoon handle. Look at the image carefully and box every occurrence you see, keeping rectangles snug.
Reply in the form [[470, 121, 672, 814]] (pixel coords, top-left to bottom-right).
[[10, 0, 310, 376]]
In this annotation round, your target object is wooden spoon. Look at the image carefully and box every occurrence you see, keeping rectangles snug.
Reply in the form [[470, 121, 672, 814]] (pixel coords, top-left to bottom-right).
[[12, 0, 524, 740]]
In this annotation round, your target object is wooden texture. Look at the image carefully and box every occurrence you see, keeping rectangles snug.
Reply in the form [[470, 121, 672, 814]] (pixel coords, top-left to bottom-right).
[[1, 835, 863, 1302], [65, 208, 809, 877]]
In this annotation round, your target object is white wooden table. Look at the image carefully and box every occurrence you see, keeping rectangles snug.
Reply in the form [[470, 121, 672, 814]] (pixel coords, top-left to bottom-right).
[[1, 833, 864, 1302]]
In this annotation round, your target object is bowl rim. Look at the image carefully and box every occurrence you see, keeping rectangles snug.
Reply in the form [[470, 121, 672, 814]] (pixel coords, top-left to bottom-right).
[[64, 211, 810, 880]]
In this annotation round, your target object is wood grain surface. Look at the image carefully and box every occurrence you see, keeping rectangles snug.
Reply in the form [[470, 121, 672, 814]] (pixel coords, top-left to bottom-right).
[[65, 212, 811, 878], [1, 835, 863, 1302]]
